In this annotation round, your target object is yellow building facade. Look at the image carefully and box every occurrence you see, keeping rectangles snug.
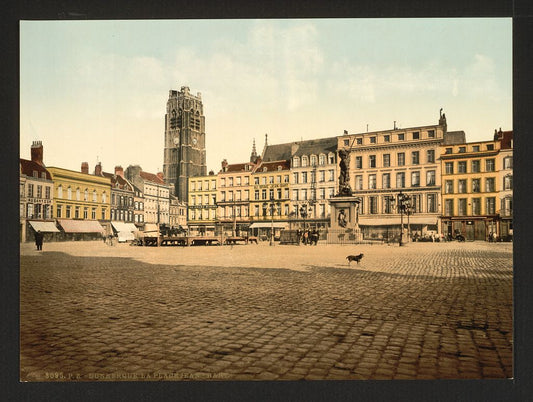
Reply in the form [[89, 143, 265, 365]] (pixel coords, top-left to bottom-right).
[[249, 160, 291, 238], [48, 166, 112, 235], [188, 174, 218, 235], [440, 140, 500, 240]]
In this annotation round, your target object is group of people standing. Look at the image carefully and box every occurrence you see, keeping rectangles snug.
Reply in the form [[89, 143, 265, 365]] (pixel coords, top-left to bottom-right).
[[297, 229, 319, 245]]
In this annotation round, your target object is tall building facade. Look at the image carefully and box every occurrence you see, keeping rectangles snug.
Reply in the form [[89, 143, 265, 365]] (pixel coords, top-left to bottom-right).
[[163, 86, 207, 201]]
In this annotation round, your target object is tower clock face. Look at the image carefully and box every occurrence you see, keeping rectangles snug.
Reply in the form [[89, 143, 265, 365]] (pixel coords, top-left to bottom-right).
[[173, 136, 180, 146], [192, 137, 198, 146]]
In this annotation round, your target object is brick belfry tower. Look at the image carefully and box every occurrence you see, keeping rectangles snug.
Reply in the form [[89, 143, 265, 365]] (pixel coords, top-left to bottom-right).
[[163, 86, 207, 201]]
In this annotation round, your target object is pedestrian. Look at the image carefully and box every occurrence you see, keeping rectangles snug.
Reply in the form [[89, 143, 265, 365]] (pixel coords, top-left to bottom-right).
[[35, 230, 44, 251], [488, 231, 493, 243], [303, 230, 309, 245]]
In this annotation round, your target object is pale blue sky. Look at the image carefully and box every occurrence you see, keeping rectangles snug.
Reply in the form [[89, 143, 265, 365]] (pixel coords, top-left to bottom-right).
[[20, 18, 512, 175]]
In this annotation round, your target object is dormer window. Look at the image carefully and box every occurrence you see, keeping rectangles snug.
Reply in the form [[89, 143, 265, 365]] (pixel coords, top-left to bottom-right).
[[310, 155, 317, 166], [33, 170, 38, 178], [41, 172, 46, 179], [293, 157, 300, 168], [263, 167, 268, 172], [277, 165, 282, 171], [302, 156, 308, 167]]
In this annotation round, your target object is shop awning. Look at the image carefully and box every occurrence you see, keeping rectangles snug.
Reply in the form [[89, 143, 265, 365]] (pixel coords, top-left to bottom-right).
[[142, 223, 160, 235], [249, 222, 288, 229], [57, 219, 105, 233], [358, 216, 439, 226], [111, 221, 138, 233], [28, 221, 60, 233]]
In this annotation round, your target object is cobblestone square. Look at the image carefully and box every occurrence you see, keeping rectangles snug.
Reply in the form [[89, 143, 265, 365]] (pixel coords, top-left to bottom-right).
[[20, 241, 513, 381]]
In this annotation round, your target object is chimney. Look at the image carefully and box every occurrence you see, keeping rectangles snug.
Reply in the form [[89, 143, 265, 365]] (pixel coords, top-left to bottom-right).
[[115, 165, 124, 178], [31, 141, 44, 166], [221, 159, 228, 172], [94, 162, 102, 176], [81, 162, 89, 174]]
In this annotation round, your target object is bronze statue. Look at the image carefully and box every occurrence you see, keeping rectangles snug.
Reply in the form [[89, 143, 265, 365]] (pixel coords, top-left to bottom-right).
[[337, 149, 352, 196]]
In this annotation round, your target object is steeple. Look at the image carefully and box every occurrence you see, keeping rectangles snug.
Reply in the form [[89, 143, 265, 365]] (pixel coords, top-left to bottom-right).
[[250, 138, 258, 163]]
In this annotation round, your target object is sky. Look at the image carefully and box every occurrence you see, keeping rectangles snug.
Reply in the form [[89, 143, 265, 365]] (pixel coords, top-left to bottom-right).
[[20, 18, 512, 175]]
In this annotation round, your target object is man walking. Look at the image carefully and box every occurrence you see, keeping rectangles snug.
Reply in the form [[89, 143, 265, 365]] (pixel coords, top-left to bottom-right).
[[35, 230, 44, 251]]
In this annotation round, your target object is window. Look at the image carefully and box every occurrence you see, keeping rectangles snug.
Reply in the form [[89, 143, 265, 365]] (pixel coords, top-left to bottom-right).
[[426, 170, 436, 186], [412, 131, 419, 140], [262, 189, 267, 199], [355, 156, 362, 169], [310, 155, 318, 166], [67, 187, 72, 200], [284, 189, 289, 199], [254, 190, 260, 200], [37, 185, 42, 198], [228, 191, 234, 201], [398, 133, 405, 141], [472, 198, 481, 215], [458, 161, 467, 173], [284, 175, 289, 183], [58, 185, 63, 199], [75, 206, 80, 219], [27, 204, 34, 218], [45, 186, 51, 199], [369, 174, 376, 189], [302, 172, 307, 183], [328, 153, 335, 164], [410, 194, 421, 213], [102, 192, 106, 203], [445, 162, 454, 174], [212, 179, 218, 188], [369, 197, 378, 214], [355, 175, 363, 190], [485, 177, 495, 192], [396, 172, 405, 188], [293, 173, 298, 184], [411, 171, 420, 187], [236, 177, 241, 186], [277, 189, 282, 199], [412, 151, 420, 165], [343, 139, 350, 146], [27, 184, 33, 197], [269, 176, 274, 184], [504, 175, 513, 190], [384, 196, 394, 213], [83, 207, 88, 219], [328, 170, 335, 181], [486, 159, 495, 172], [445, 199, 454, 216], [383, 154, 390, 167], [458, 179, 467, 193], [320, 188, 326, 200], [472, 145, 480, 152], [502, 196, 513, 216], [369, 155, 376, 168], [384, 135, 390, 142], [471, 160, 480, 173], [319, 171, 325, 182], [445, 148, 452, 154], [427, 194, 437, 213], [459, 146, 466, 153], [261, 177, 266, 185], [244, 190, 249, 201], [427, 149, 435, 163], [33, 170, 38, 178], [445, 180, 454, 194], [486, 197, 496, 214], [319, 154, 326, 166], [356, 138, 363, 145], [228, 178, 233, 187], [458, 199, 467, 215], [427, 130, 435, 138], [92, 208, 96, 219], [487, 144, 494, 150], [397, 153, 405, 166], [302, 156, 308, 167], [301, 189, 307, 200], [76, 188, 80, 201], [370, 137, 376, 144], [503, 156, 513, 170], [329, 188, 335, 198], [56, 205, 62, 218], [254, 177, 259, 185], [382, 173, 391, 189]]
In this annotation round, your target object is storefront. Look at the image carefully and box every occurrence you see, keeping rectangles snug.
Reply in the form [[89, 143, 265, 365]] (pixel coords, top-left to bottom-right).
[[56, 219, 105, 241], [27, 220, 61, 242]]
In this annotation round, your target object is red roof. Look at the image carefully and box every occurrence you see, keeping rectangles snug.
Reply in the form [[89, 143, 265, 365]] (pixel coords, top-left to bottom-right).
[[19, 159, 52, 180], [139, 171, 165, 184], [102, 172, 133, 190], [256, 160, 291, 172], [221, 162, 258, 173]]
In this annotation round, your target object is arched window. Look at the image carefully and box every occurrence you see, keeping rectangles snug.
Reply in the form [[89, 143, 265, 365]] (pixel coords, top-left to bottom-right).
[[102, 192, 107, 203], [58, 185, 63, 199], [292, 157, 300, 168], [328, 153, 335, 164], [76, 188, 80, 201], [301, 156, 308, 167], [310, 155, 318, 167], [67, 187, 72, 200], [92, 190, 97, 202], [84, 189, 88, 201], [319, 154, 326, 166]]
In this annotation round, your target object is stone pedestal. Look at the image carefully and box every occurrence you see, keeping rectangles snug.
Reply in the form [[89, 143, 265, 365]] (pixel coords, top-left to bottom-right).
[[328, 196, 363, 243]]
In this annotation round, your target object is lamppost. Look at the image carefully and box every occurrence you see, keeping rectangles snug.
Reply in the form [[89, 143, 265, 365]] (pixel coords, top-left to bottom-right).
[[263, 198, 281, 246], [397, 191, 410, 246], [299, 204, 311, 230]]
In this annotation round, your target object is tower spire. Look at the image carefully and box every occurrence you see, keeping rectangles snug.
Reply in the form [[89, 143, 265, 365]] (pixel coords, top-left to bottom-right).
[[250, 138, 258, 163]]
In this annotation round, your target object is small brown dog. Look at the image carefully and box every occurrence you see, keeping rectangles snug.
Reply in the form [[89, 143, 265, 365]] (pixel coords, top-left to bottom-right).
[[346, 253, 364, 265]]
